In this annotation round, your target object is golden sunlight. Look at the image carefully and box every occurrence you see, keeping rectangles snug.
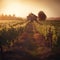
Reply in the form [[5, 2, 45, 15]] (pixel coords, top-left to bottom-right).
[[1, 2, 27, 17], [0, 0, 60, 17], [0, 0, 51, 17]]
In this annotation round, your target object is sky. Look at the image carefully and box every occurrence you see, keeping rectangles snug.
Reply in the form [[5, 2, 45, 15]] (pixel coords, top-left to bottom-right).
[[0, 0, 60, 18]]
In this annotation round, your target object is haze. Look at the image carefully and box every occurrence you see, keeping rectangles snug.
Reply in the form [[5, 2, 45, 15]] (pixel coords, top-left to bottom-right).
[[0, 0, 60, 18]]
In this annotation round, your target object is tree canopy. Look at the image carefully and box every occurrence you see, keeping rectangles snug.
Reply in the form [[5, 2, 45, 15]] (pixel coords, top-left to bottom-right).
[[38, 11, 47, 20], [27, 13, 37, 22]]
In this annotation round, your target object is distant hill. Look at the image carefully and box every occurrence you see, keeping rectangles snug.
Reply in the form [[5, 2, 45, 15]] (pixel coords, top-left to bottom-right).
[[47, 17, 60, 20]]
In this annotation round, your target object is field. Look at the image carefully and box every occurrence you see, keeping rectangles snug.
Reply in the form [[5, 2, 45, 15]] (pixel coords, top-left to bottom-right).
[[0, 20, 60, 60]]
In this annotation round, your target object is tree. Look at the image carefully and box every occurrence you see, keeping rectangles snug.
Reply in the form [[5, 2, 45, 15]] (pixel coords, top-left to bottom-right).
[[38, 11, 47, 20], [27, 13, 37, 22]]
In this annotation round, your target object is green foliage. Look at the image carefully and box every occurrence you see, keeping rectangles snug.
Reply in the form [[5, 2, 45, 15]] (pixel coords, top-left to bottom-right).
[[0, 20, 60, 57], [0, 20, 24, 47], [34, 21, 57, 45]]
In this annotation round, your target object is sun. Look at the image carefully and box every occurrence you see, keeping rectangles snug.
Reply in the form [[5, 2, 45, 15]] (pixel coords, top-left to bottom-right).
[[2, 1, 33, 18], [2, 1, 31, 17], [3, 2, 22, 17]]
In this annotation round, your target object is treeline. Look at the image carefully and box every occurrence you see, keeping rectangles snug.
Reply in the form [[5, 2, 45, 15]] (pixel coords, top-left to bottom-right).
[[0, 14, 23, 20], [27, 11, 47, 22]]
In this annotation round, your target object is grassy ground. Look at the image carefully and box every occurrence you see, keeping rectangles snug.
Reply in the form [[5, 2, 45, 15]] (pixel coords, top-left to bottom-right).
[[0, 20, 60, 60]]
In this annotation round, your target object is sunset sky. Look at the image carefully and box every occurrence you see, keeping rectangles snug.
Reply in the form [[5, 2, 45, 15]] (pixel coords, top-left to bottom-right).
[[0, 0, 60, 18]]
